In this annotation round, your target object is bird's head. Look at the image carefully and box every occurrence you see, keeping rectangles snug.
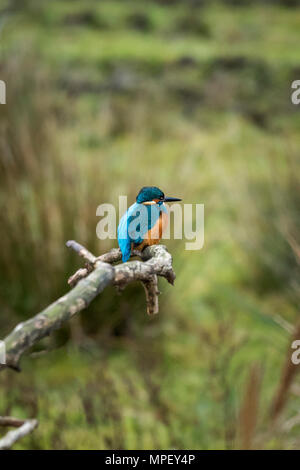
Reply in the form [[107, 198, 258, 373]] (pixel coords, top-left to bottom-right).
[[136, 186, 181, 205]]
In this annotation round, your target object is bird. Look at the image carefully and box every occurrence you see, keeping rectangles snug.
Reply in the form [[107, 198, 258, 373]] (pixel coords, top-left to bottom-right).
[[118, 186, 182, 262]]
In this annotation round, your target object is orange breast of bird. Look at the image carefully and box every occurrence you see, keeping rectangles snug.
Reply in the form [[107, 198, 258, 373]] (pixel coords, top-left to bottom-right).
[[136, 210, 169, 251]]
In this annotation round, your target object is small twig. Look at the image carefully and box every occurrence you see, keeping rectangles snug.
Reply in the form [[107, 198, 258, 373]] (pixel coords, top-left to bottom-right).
[[142, 275, 159, 315], [0, 417, 38, 450], [0, 417, 25, 427], [66, 240, 97, 265]]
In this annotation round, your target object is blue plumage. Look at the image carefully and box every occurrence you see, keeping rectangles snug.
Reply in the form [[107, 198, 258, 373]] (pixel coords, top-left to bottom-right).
[[117, 187, 181, 262], [118, 203, 161, 262]]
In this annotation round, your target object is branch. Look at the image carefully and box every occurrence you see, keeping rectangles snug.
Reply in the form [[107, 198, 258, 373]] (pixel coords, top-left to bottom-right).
[[2, 260, 114, 371], [0, 417, 38, 450], [66, 244, 143, 287], [1, 242, 175, 371], [66, 240, 97, 265], [142, 275, 159, 315]]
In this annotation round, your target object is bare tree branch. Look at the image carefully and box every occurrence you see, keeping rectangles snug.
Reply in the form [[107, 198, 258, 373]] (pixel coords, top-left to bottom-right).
[[66, 240, 97, 265], [67, 244, 148, 287], [0, 417, 26, 427], [0, 417, 38, 450], [2, 261, 114, 371], [0, 242, 175, 448], [1, 242, 175, 372]]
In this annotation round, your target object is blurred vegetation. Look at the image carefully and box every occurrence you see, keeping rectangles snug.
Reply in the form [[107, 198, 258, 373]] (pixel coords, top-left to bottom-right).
[[0, 0, 300, 449]]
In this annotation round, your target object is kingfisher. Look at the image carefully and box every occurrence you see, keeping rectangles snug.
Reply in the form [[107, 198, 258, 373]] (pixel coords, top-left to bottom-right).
[[118, 186, 182, 262]]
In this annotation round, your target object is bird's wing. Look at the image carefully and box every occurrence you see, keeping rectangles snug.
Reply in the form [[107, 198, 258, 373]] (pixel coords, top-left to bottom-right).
[[117, 203, 140, 262], [117, 203, 160, 262]]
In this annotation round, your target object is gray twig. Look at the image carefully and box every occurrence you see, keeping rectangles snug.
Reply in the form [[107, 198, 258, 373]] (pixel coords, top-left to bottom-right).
[[0, 417, 38, 450]]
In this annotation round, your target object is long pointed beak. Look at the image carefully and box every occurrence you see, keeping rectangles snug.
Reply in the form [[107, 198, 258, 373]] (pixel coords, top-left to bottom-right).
[[164, 196, 182, 202]]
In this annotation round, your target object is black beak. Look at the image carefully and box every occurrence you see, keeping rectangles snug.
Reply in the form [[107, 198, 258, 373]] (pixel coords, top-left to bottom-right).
[[164, 196, 182, 202]]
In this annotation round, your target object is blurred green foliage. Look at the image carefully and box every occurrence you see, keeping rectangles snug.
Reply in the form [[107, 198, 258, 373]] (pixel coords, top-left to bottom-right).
[[0, 0, 300, 449]]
